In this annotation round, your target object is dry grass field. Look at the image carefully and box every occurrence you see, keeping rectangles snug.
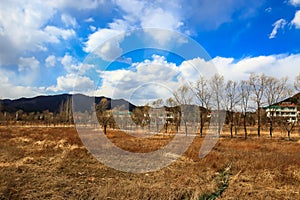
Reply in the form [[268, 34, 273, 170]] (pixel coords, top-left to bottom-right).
[[0, 126, 300, 199]]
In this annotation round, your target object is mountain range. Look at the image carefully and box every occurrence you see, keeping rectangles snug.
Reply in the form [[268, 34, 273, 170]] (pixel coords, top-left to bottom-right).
[[0, 94, 136, 113]]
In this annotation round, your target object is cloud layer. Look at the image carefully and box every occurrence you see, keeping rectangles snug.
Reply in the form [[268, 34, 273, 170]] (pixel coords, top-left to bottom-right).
[[0, 0, 299, 101], [89, 53, 300, 105]]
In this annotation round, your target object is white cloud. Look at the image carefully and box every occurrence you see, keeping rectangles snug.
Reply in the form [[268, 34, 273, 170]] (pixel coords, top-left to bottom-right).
[[47, 54, 95, 93], [89, 25, 96, 32], [114, 0, 184, 31], [44, 26, 76, 41], [113, 0, 185, 45], [0, 68, 44, 99], [269, 19, 287, 39], [3, 52, 300, 101], [93, 53, 300, 105], [113, 0, 264, 33], [0, 0, 80, 65], [17, 56, 41, 86], [95, 55, 180, 104], [179, 57, 216, 83], [84, 28, 124, 61], [212, 54, 300, 83], [60, 54, 74, 68], [94, 55, 217, 104], [85, 17, 95, 22], [48, 0, 105, 10], [82, 1, 185, 59], [108, 19, 132, 31], [290, 0, 300, 6], [0, 1, 55, 63], [265, 7, 272, 13], [140, 8, 183, 45], [45, 55, 56, 67], [114, 0, 144, 17], [60, 53, 94, 74], [18, 57, 40, 72], [231, 56, 276, 73], [61, 14, 78, 28], [47, 73, 94, 93], [292, 10, 300, 28], [141, 8, 183, 30], [0, 84, 45, 100]]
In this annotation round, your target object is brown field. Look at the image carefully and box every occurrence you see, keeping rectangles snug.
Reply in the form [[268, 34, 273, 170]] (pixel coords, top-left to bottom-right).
[[0, 126, 300, 199]]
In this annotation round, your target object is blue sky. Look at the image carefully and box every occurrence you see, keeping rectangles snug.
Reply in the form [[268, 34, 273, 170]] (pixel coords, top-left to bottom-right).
[[0, 0, 300, 103]]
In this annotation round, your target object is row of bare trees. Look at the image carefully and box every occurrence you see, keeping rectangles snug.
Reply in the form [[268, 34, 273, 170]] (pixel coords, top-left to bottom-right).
[[0, 98, 74, 126], [1, 73, 300, 140], [166, 72, 300, 139], [93, 73, 300, 139]]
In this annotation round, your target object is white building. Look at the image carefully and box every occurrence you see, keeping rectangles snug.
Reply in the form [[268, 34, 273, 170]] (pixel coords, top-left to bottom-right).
[[265, 102, 299, 123]]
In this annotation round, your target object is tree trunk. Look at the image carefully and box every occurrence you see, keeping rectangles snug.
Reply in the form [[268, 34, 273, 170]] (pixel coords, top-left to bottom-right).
[[199, 112, 203, 137], [104, 124, 107, 135], [230, 123, 233, 138], [165, 121, 168, 133], [257, 107, 261, 137], [200, 123, 203, 137], [218, 117, 222, 137], [269, 120, 273, 138], [243, 114, 247, 140], [230, 112, 233, 138]]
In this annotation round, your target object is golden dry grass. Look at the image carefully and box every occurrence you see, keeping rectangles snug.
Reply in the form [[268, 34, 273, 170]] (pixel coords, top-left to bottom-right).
[[0, 126, 299, 199]]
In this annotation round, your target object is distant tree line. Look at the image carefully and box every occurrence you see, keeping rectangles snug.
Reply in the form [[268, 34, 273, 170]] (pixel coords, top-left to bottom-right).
[[127, 72, 300, 140], [0, 97, 74, 126], [1, 73, 300, 140], [167, 72, 300, 140]]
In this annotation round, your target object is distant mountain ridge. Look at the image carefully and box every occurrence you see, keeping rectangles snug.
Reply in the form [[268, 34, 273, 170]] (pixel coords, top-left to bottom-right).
[[0, 94, 136, 113]]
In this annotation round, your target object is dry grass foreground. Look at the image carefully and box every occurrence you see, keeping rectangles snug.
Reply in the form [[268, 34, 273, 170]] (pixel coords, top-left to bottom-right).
[[0, 126, 300, 199]]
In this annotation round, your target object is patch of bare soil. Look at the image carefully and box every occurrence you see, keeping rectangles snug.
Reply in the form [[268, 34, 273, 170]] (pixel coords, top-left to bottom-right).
[[0, 126, 299, 199]]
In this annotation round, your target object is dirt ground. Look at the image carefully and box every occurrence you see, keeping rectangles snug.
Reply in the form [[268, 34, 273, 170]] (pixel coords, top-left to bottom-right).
[[0, 126, 300, 199]]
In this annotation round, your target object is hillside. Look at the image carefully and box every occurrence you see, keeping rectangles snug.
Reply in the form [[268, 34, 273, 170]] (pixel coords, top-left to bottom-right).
[[285, 92, 300, 105], [0, 94, 135, 114]]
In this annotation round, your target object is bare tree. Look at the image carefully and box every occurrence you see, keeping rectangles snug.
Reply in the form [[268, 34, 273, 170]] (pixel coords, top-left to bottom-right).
[[112, 105, 126, 129], [249, 73, 267, 137], [0, 98, 8, 126], [209, 74, 225, 136], [27, 112, 35, 125], [294, 73, 300, 92], [59, 97, 73, 124], [225, 80, 240, 138], [111, 105, 133, 130], [264, 76, 291, 138], [281, 118, 297, 141], [173, 84, 194, 135], [151, 99, 165, 133], [166, 97, 180, 133], [96, 98, 112, 135], [239, 80, 252, 139], [132, 105, 150, 129], [191, 76, 211, 137], [173, 84, 193, 105]]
